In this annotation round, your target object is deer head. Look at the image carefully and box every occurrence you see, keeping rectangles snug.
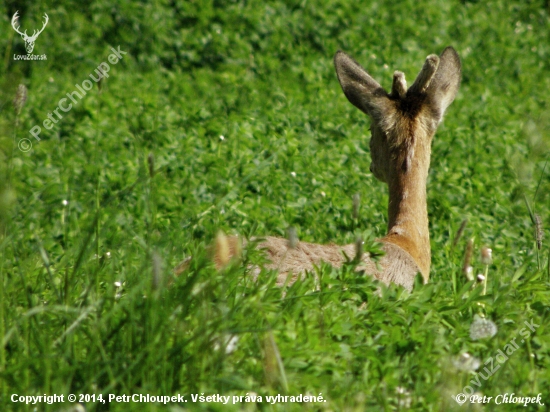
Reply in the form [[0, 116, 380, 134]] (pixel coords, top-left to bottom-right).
[[12, 11, 49, 54], [334, 47, 461, 279], [334, 47, 461, 184]]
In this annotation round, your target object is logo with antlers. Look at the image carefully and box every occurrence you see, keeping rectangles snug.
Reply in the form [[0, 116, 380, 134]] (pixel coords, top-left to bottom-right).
[[11, 11, 49, 54]]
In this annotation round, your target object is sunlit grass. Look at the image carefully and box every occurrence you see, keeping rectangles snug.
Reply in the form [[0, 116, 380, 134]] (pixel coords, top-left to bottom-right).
[[1, 0, 549, 410]]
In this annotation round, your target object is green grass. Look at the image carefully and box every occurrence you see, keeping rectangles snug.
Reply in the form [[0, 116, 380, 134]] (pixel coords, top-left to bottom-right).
[[1, 0, 550, 410]]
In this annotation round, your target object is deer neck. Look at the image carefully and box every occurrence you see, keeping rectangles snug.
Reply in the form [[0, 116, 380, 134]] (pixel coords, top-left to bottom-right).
[[383, 146, 431, 280]]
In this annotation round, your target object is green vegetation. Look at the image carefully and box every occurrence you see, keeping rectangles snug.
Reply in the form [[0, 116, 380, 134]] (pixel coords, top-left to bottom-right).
[[1, 0, 549, 410]]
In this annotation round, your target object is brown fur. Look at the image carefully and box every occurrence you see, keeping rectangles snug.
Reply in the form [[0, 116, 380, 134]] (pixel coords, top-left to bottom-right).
[[180, 47, 461, 292], [257, 237, 419, 291]]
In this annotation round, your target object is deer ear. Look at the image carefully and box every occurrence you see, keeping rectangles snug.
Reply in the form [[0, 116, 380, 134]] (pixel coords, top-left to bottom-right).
[[425, 47, 461, 122], [334, 51, 391, 119]]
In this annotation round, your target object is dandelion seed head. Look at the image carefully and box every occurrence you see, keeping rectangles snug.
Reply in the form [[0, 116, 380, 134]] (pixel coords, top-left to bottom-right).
[[470, 315, 498, 340], [453, 352, 481, 371], [481, 246, 493, 265]]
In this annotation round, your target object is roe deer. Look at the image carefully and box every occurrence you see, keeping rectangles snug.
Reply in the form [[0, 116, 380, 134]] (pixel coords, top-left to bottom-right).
[[179, 47, 461, 292]]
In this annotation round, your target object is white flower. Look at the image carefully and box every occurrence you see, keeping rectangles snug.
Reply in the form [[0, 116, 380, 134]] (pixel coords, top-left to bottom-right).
[[62, 199, 68, 206], [225, 335, 239, 354], [213, 335, 239, 354], [290, 172, 296, 178], [395, 387, 411, 408], [219, 135, 225, 140]]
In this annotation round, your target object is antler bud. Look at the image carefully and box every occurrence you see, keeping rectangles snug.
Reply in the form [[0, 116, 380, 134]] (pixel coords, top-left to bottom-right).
[[391, 71, 407, 98], [408, 54, 439, 94]]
